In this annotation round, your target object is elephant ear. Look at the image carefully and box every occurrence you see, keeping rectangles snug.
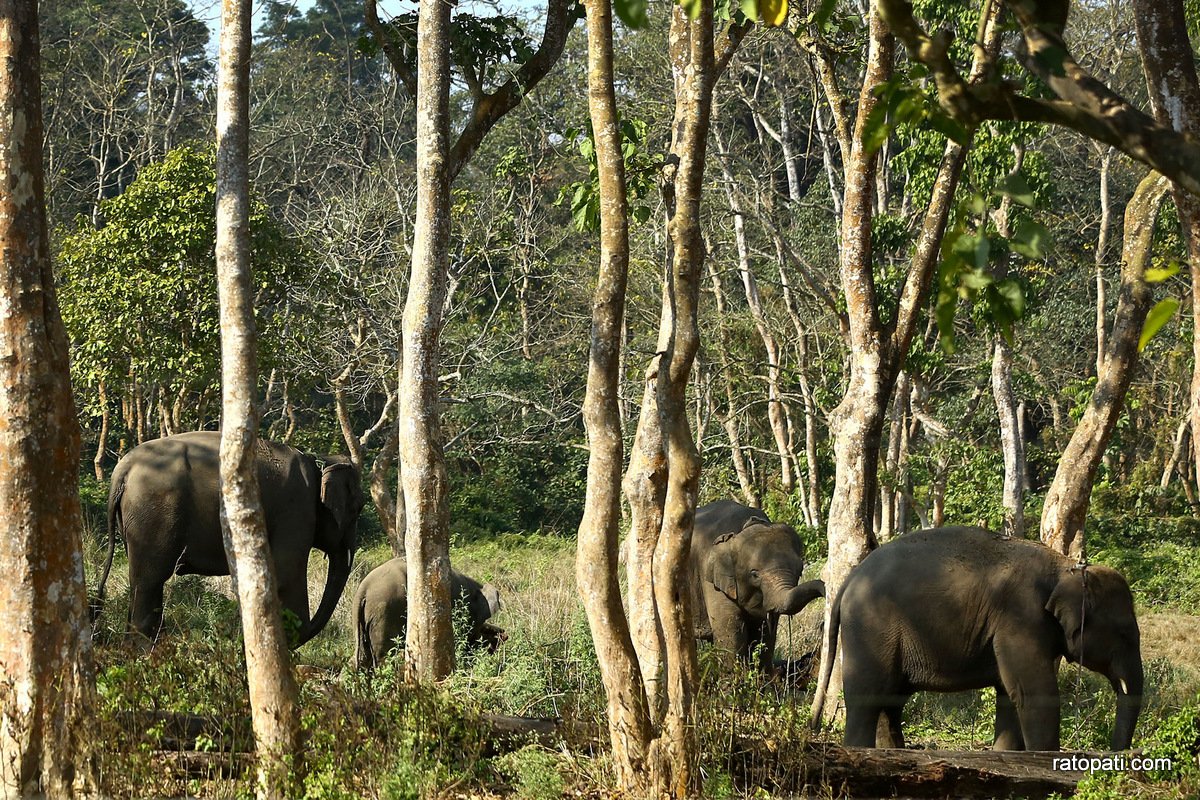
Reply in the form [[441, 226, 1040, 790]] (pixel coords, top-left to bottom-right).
[[705, 533, 739, 601], [1046, 570, 1088, 650]]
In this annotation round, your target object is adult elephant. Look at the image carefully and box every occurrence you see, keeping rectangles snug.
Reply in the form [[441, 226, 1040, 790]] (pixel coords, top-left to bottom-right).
[[690, 500, 825, 672], [352, 558, 503, 670], [96, 431, 365, 646], [813, 527, 1143, 751]]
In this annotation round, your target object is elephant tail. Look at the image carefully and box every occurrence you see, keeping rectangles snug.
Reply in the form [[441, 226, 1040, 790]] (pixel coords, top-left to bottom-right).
[[353, 593, 372, 671], [808, 580, 844, 730], [93, 475, 124, 622]]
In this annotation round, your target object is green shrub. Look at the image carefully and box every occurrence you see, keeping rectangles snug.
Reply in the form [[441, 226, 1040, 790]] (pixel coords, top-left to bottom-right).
[[492, 745, 565, 800]]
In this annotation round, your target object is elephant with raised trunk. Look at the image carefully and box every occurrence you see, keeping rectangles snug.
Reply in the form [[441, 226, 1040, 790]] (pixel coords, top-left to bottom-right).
[[96, 431, 365, 646], [690, 500, 825, 672], [352, 557, 503, 670], [813, 527, 1143, 751]]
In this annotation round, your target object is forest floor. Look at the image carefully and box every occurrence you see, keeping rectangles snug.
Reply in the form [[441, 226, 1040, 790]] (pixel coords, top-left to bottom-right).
[[83, 520, 1200, 799]]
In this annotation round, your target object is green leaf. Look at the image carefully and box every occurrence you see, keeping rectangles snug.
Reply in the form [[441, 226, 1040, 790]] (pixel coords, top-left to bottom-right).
[[615, 0, 649, 28], [997, 173, 1036, 207], [953, 233, 990, 270], [1011, 219, 1051, 260], [740, 0, 758, 21], [1144, 261, 1181, 284], [1139, 297, 1180, 352], [926, 109, 971, 146], [680, 0, 703, 19], [862, 102, 891, 156], [812, 0, 837, 30], [994, 277, 1026, 320]]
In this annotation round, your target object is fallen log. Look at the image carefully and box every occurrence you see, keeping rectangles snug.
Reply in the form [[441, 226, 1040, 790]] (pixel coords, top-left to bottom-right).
[[733, 741, 1104, 798]]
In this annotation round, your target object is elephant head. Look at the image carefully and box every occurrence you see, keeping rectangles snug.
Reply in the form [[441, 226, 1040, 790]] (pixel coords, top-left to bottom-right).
[[300, 459, 365, 645], [705, 517, 825, 618], [1046, 564, 1143, 750]]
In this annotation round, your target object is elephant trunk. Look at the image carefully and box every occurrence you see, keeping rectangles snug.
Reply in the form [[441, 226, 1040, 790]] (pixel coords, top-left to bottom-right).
[[766, 577, 825, 616], [1110, 655, 1144, 751], [296, 548, 352, 647]]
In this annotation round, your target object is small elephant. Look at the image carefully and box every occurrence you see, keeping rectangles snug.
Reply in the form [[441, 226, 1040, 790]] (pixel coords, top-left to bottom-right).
[[352, 557, 503, 670], [813, 527, 1143, 751], [690, 500, 825, 672], [96, 431, 365, 646]]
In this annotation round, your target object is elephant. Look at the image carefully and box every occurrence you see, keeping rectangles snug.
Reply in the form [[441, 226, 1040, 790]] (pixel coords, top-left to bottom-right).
[[812, 526, 1143, 751], [352, 557, 504, 670], [690, 500, 825, 672], [96, 431, 365, 646]]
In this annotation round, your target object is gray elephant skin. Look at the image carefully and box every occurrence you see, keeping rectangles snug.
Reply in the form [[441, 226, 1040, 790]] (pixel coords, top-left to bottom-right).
[[691, 500, 825, 671], [814, 526, 1143, 751], [353, 557, 503, 670], [96, 431, 365, 646]]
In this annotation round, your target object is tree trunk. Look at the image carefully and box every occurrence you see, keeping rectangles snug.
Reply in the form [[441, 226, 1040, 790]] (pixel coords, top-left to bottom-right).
[[1132, 0, 1200, 506], [400, 0, 456, 683], [1041, 173, 1171, 559], [0, 3, 98, 792], [777, 260, 823, 528], [94, 379, 109, 480], [1161, 418, 1189, 490], [214, 1, 301, 795], [576, 0, 655, 791], [993, 337, 1025, 535], [1095, 147, 1113, 377]]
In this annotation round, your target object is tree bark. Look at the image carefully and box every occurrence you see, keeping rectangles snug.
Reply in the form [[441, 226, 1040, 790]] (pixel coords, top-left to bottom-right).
[[94, 379, 109, 480], [575, 0, 655, 787], [1095, 147, 1114, 377], [1041, 173, 1172, 559], [0, 2, 98, 793], [706, 262, 760, 507], [400, 0, 456, 683], [993, 337, 1024, 536], [1133, 0, 1200, 506], [214, 0, 301, 795]]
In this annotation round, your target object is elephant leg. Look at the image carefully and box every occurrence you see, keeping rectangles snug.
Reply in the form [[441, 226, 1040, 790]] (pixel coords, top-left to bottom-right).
[[993, 684, 1026, 750], [706, 594, 751, 663], [127, 561, 168, 641], [274, 551, 311, 627], [876, 702, 906, 748], [995, 635, 1060, 751], [752, 615, 780, 674], [845, 703, 883, 747]]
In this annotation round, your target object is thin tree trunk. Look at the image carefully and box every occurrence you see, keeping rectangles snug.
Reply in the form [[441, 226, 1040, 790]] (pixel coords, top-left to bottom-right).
[[777, 259, 822, 528], [94, 380, 109, 480], [1095, 147, 1113, 377], [1041, 173, 1171, 559], [1161, 419, 1189, 490], [576, 0, 654, 790], [993, 337, 1025, 535], [705, 261, 759, 506], [214, 0, 300, 794], [400, 0, 456, 682], [879, 371, 909, 541], [0, 1, 98, 790]]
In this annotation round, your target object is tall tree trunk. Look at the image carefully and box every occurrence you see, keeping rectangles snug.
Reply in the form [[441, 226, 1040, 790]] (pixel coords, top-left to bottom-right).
[[1041, 173, 1171, 559], [575, 0, 655, 786], [400, 0, 456, 682], [1133, 0, 1200, 505], [776, 258, 823, 528], [0, 2, 98, 791], [214, 1, 300, 795], [993, 337, 1025, 535], [1095, 146, 1114, 377], [879, 371, 910, 541], [1162, 419, 1189, 490], [94, 379, 109, 480]]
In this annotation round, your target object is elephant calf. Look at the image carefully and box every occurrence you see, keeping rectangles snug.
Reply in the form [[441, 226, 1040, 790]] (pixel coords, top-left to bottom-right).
[[689, 500, 825, 672], [352, 558, 503, 670], [813, 527, 1143, 751]]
